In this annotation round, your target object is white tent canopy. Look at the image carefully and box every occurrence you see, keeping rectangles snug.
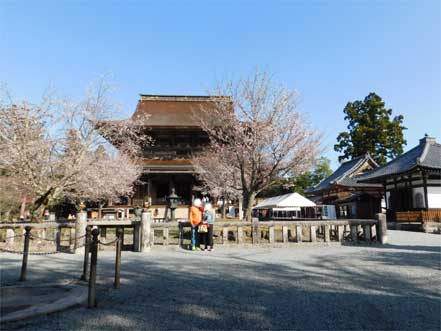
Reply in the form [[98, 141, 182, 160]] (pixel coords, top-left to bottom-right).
[[253, 192, 316, 211]]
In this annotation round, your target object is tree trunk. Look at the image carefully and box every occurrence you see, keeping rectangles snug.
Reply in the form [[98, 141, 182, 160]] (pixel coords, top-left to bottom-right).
[[242, 191, 257, 222], [221, 198, 226, 219]]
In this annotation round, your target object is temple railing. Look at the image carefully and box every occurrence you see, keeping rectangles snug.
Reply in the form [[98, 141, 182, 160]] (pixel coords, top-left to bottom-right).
[[395, 209, 441, 223], [149, 217, 385, 247], [1, 214, 389, 252]]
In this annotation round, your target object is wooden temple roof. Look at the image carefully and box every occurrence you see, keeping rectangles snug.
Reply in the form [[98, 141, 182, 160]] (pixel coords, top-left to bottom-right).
[[307, 153, 381, 194], [138, 158, 195, 173], [131, 95, 231, 128], [358, 136, 441, 183]]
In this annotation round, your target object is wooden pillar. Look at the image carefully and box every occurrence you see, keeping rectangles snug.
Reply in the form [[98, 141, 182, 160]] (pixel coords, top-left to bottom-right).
[[282, 226, 288, 243], [422, 171, 429, 211]]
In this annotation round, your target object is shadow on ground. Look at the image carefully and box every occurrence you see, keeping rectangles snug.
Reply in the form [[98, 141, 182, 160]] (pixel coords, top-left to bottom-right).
[[1, 233, 440, 330]]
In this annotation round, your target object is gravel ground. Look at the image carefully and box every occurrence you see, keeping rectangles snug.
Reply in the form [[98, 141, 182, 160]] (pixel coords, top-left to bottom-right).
[[1, 230, 440, 330]]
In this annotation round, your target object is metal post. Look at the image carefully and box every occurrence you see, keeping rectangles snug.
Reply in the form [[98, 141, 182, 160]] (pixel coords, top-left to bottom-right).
[[114, 227, 122, 289], [88, 228, 99, 308], [80, 226, 92, 281], [19, 226, 31, 281]]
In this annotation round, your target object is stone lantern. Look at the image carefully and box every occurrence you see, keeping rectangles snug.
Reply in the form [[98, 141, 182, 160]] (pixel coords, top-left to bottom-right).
[[167, 188, 179, 221]]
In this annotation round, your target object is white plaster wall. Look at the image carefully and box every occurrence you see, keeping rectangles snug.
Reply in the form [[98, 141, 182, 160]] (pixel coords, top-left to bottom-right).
[[412, 187, 426, 208], [428, 187, 441, 208]]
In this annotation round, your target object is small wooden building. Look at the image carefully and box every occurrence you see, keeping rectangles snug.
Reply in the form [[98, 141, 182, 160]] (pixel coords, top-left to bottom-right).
[[307, 154, 383, 219], [358, 135, 441, 224]]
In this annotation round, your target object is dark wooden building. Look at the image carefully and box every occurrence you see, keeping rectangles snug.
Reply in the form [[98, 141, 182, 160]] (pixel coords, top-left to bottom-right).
[[109, 95, 230, 220], [358, 135, 441, 224], [307, 154, 383, 219]]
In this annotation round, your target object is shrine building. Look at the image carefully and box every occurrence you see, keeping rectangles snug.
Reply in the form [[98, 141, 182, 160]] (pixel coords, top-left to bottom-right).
[[115, 95, 230, 220]]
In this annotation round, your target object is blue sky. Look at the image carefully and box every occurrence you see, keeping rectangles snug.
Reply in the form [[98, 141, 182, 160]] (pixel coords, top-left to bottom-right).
[[1, 0, 440, 169]]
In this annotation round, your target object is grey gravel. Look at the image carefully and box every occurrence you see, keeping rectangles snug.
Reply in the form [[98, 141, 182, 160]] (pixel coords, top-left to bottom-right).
[[1, 230, 440, 330]]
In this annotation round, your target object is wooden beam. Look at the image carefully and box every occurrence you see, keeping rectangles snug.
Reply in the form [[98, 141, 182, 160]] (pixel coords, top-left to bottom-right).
[[422, 170, 429, 211]]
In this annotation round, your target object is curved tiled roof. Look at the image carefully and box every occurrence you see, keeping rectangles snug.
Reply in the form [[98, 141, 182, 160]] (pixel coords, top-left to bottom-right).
[[358, 136, 440, 183], [308, 154, 380, 193]]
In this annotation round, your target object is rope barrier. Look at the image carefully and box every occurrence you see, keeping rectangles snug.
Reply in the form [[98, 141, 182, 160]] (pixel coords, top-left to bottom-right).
[[0, 247, 63, 255], [98, 238, 119, 246], [29, 233, 87, 242], [2, 234, 24, 240]]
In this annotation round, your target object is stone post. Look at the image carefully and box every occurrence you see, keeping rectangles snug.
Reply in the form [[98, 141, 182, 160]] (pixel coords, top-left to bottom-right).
[[324, 225, 330, 242], [296, 225, 303, 243], [269, 226, 275, 244], [238, 199, 243, 221], [237, 226, 243, 244], [337, 225, 344, 241], [74, 211, 87, 254], [310, 225, 317, 242], [141, 212, 151, 252], [163, 228, 169, 246], [222, 227, 228, 244], [375, 213, 388, 244], [6, 228, 15, 245], [133, 223, 140, 252], [282, 226, 289, 243], [363, 224, 371, 241], [252, 217, 260, 244], [350, 225, 358, 242]]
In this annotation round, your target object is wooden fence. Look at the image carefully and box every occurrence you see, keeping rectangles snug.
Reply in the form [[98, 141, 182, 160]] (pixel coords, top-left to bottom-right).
[[395, 209, 441, 223]]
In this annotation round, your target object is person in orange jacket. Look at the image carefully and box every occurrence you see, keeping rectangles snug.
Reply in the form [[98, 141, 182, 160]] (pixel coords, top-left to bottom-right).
[[190, 198, 203, 250]]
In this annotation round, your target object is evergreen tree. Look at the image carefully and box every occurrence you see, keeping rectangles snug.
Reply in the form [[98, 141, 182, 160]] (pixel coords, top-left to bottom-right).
[[259, 157, 333, 197], [334, 93, 406, 165]]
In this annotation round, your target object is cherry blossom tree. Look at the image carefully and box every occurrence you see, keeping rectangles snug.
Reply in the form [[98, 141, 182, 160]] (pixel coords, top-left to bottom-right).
[[196, 71, 321, 221], [0, 79, 149, 221], [193, 150, 242, 218]]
